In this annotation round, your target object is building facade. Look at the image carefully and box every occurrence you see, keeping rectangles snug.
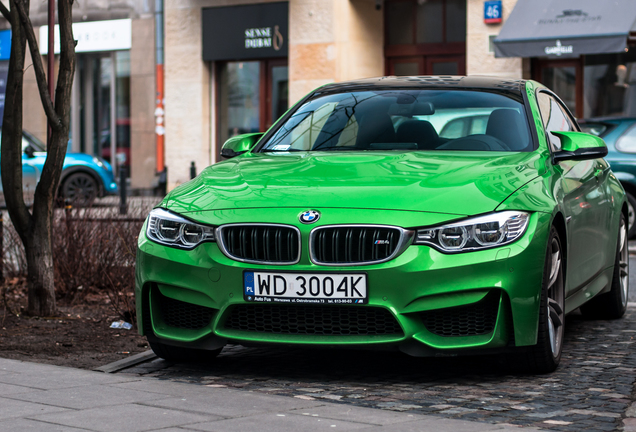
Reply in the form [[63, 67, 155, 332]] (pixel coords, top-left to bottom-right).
[[18, 0, 157, 191], [14, 0, 636, 192]]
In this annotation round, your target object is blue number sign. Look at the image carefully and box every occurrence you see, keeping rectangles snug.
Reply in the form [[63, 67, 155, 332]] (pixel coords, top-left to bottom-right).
[[484, 1, 502, 24]]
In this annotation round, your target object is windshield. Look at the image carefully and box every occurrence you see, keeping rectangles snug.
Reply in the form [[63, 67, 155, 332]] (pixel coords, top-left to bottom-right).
[[259, 90, 533, 153]]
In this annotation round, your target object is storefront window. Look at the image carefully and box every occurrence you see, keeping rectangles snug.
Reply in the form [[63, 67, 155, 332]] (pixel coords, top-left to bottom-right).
[[75, 51, 131, 170], [387, 2, 413, 45], [445, 0, 467, 43], [385, 0, 466, 77], [541, 66, 577, 114], [584, 52, 636, 118], [416, 0, 443, 44], [270, 65, 289, 125], [386, 0, 466, 46]]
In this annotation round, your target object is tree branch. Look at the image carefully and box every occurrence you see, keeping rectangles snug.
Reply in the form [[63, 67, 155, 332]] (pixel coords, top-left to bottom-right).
[[13, 0, 61, 130], [0, 1, 10, 22]]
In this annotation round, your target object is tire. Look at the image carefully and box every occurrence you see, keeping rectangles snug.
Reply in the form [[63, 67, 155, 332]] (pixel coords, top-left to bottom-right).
[[626, 191, 636, 239], [149, 340, 223, 363], [61, 172, 98, 207], [580, 213, 629, 320], [508, 226, 565, 374]]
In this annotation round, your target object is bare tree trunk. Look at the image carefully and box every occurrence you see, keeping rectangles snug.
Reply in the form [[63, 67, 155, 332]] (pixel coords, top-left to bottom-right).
[[0, 0, 75, 316]]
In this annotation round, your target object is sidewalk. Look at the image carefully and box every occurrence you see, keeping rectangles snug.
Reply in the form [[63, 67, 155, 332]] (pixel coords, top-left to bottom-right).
[[0, 357, 543, 432]]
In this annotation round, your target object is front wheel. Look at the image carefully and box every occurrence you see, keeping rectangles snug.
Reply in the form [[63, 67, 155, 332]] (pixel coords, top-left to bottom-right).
[[580, 214, 629, 319], [508, 226, 564, 373], [61, 172, 98, 207]]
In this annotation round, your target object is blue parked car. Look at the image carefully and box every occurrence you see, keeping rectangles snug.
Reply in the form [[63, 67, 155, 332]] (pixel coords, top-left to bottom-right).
[[3, 130, 119, 206], [579, 117, 636, 237]]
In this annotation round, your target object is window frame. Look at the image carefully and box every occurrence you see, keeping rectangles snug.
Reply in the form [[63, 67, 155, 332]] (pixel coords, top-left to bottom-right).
[[536, 88, 581, 156]]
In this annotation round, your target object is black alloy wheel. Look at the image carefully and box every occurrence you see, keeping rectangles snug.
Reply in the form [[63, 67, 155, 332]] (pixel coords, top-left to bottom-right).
[[61, 172, 98, 207], [580, 213, 629, 319], [508, 226, 564, 374]]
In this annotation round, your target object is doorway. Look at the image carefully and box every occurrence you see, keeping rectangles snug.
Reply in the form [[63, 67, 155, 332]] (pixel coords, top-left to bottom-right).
[[532, 59, 582, 117], [216, 59, 288, 158], [71, 51, 131, 173]]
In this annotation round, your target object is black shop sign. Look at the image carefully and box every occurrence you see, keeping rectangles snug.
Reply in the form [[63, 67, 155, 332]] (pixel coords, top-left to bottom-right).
[[202, 2, 288, 61]]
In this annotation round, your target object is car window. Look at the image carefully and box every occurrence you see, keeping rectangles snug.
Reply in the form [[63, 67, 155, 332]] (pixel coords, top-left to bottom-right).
[[260, 90, 533, 153], [470, 115, 489, 135], [440, 117, 467, 139], [616, 125, 636, 153], [0, 130, 46, 152], [537, 92, 575, 152], [439, 115, 489, 139]]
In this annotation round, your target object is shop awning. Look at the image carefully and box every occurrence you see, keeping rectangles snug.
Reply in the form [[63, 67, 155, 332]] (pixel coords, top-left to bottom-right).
[[494, 0, 636, 58]]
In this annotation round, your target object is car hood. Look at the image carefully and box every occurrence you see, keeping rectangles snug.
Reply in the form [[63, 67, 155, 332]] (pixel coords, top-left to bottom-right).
[[165, 151, 543, 216]]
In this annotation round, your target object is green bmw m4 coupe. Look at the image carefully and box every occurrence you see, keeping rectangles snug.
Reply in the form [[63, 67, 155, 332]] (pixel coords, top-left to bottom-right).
[[136, 76, 629, 373]]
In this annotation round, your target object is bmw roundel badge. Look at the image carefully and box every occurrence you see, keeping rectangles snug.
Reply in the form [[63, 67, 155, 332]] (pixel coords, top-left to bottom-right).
[[299, 210, 320, 224]]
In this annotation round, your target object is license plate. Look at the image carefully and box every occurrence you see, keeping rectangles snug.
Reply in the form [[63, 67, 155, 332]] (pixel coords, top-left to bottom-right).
[[243, 271, 367, 304]]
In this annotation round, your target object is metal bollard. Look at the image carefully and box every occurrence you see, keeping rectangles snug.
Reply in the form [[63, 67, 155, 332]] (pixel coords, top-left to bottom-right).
[[190, 161, 196, 180], [119, 166, 128, 215]]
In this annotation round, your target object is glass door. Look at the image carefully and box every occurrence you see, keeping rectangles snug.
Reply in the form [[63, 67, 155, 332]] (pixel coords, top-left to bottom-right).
[[218, 61, 262, 149], [533, 59, 582, 118], [217, 59, 288, 158], [72, 52, 131, 174], [388, 57, 423, 76], [266, 60, 289, 130]]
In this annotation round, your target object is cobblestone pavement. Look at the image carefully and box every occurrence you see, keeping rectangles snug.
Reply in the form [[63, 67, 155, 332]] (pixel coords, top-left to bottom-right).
[[118, 304, 636, 432]]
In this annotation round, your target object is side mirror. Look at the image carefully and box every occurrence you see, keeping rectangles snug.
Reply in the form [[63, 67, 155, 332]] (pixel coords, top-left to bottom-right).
[[23, 145, 35, 158], [220, 133, 264, 159], [552, 131, 608, 162]]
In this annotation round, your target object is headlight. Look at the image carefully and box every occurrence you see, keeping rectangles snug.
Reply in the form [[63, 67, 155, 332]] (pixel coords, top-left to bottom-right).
[[413, 211, 529, 253], [146, 208, 216, 249], [92, 156, 105, 169]]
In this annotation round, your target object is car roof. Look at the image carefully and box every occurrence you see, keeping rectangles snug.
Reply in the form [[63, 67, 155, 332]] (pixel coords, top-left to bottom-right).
[[315, 76, 527, 96]]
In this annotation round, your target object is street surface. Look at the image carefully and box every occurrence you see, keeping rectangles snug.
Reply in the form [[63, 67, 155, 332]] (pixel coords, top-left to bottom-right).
[[116, 251, 636, 432], [1, 358, 537, 432]]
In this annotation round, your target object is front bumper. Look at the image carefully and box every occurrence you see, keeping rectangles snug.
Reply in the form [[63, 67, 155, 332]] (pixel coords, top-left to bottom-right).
[[135, 208, 552, 356]]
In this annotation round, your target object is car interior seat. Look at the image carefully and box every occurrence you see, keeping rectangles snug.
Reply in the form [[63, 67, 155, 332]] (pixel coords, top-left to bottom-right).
[[485, 109, 526, 150], [355, 112, 396, 149], [396, 120, 440, 150]]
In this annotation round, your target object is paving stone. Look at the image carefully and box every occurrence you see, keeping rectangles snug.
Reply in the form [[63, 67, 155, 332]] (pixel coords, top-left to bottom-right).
[[116, 309, 636, 432], [29, 403, 214, 432]]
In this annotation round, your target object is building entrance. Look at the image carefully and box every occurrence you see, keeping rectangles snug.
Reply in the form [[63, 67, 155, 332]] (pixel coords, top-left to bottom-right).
[[216, 59, 288, 157], [71, 51, 131, 173]]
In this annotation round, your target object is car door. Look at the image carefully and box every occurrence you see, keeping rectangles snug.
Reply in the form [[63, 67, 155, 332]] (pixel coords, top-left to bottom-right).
[[0, 132, 42, 205], [538, 91, 610, 294], [21, 136, 41, 204]]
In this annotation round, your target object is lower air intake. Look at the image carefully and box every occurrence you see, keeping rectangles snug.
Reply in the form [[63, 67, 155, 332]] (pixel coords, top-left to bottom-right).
[[421, 291, 500, 337], [223, 304, 403, 336], [157, 291, 216, 330]]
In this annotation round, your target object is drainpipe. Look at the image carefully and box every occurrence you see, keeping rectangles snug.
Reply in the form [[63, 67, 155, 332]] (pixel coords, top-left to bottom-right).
[[155, 0, 166, 194]]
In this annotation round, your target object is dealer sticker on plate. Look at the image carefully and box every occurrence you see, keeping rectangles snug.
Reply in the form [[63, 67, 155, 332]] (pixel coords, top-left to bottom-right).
[[243, 271, 367, 304]]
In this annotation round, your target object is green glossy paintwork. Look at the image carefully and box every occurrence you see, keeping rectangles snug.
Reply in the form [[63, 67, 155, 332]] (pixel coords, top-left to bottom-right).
[[221, 133, 264, 155], [164, 151, 543, 216], [552, 131, 607, 152], [135, 79, 627, 357]]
